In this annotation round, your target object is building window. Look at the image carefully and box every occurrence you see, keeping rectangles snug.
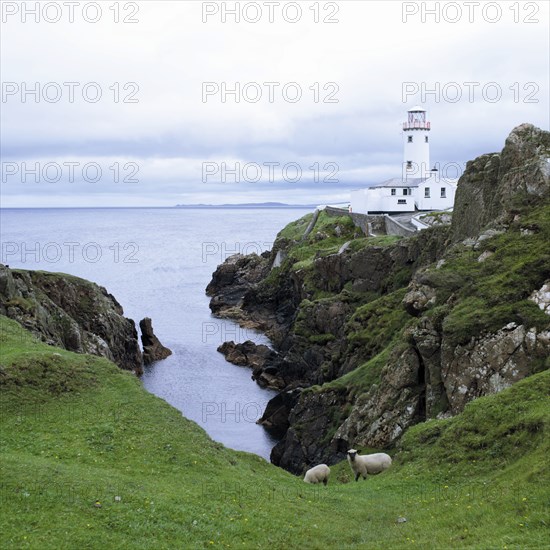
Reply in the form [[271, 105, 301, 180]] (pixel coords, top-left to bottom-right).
[[425, 188, 430, 198], [398, 199, 407, 204], [406, 161, 413, 169], [408, 136, 413, 143], [403, 189, 408, 196], [441, 187, 446, 198], [425, 136, 429, 143], [391, 189, 396, 196]]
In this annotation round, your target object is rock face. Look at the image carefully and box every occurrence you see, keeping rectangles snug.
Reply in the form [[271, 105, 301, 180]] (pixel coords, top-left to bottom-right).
[[257, 387, 303, 438], [207, 124, 550, 474], [334, 347, 425, 451], [206, 253, 271, 319], [139, 317, 172, 365], [451, 123, 550, 241], [217, 340, 281, 389], [530, 281, 550, 315], [0, 264, 143, 374], [441, 323, 549, 414], [270, 388, 349, 474], [333, 322, 550, 454]]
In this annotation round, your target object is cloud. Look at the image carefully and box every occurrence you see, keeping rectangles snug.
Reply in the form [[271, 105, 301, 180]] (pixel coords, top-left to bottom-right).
[[1, 1, 548, 207]]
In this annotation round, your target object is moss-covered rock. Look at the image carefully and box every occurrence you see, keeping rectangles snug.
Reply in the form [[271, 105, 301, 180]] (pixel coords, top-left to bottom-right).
[[451, 123, 550, 241], [0, 264, 143, 373]]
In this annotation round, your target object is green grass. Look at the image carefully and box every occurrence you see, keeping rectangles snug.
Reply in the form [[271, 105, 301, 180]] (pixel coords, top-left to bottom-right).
[[267, 214, 409, 303], [276, 212, 358, 269], [345, 289, 411, 361], [4, 297, 36, 314], [276, 213, 314, 241], [1, 313, 549, 549], [322, 347, 392, 397], [400, 370, 550, 470], [421, 201, 550, 345]]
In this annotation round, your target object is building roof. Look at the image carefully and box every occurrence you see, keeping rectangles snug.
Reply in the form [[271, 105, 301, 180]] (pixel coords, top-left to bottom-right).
[[372, 177, 426, 189], [357, 175, 459, 191], [408, 106, 426, 112]]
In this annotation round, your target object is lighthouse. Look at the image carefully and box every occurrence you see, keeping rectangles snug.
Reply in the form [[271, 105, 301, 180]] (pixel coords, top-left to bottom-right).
[[403, 106, 431, 179], [349, 106, 457, 215]]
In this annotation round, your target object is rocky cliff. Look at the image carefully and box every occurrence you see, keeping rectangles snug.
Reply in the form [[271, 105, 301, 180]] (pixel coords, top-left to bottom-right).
[[207, 124, 550, 474], [140, 317, 173, 365], [0, 265, 170, 375], [451, 123, 550, 241]]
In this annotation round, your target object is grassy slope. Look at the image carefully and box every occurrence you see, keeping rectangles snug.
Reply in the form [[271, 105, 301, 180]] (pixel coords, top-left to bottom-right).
[[429, 202, 550, 347], [1, 315, 549, 549], [278, 211, 360, 270]]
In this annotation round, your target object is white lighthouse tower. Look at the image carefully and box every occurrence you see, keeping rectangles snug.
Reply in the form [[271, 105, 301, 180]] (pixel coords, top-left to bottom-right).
[[350, 106, 457, 215], [403, 106, 431, 180]]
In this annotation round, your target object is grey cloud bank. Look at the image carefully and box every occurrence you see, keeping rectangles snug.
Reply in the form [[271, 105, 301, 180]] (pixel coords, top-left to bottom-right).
[[1, 1, 548, 207]]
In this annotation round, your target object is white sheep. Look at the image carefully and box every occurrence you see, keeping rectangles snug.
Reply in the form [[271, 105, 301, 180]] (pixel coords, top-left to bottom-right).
[[347, 449, 392, 482], [303, 464, 331, 485]]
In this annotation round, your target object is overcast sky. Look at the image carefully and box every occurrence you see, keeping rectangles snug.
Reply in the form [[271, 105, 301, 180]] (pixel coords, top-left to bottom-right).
[[1, 0, 548, 207]]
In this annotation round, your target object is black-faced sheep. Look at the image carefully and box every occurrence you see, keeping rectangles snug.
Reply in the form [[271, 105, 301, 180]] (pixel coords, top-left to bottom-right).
[[303, 464, 331, 485], [347, 449, 391, 481]]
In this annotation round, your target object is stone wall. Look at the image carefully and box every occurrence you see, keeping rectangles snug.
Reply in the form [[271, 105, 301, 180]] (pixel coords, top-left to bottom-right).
[[323, 207, 386, 236], [384, 215, 417, 237]]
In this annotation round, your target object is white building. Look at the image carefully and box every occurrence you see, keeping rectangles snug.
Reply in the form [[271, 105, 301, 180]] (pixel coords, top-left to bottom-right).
[[350, 107, 457, 214]]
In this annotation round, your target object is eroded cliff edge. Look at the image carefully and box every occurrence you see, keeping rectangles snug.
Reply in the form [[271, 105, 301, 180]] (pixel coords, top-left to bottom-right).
[[207, 124, 550, 474], [0, 265, 171, 374]]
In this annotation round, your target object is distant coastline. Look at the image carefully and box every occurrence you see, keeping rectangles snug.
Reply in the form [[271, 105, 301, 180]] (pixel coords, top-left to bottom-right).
[[175, 202, 318, 209], [1, 203, 318, 210]]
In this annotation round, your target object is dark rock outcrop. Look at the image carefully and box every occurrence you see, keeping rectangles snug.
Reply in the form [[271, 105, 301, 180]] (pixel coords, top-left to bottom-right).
[[217, 340, 281, 389], [270, 389, 350, 474], [139, 317, 172, 365], [206, 253, 271, 318], [257, 388, 302, 437], [451, 123, 550, 241], [333, 346, 425, 450], [0, 264, 143, 374]]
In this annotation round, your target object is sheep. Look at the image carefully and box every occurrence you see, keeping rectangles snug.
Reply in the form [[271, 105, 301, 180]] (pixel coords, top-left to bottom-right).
[[303, 464, 331, 485], [347, 449, 392, 482]]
